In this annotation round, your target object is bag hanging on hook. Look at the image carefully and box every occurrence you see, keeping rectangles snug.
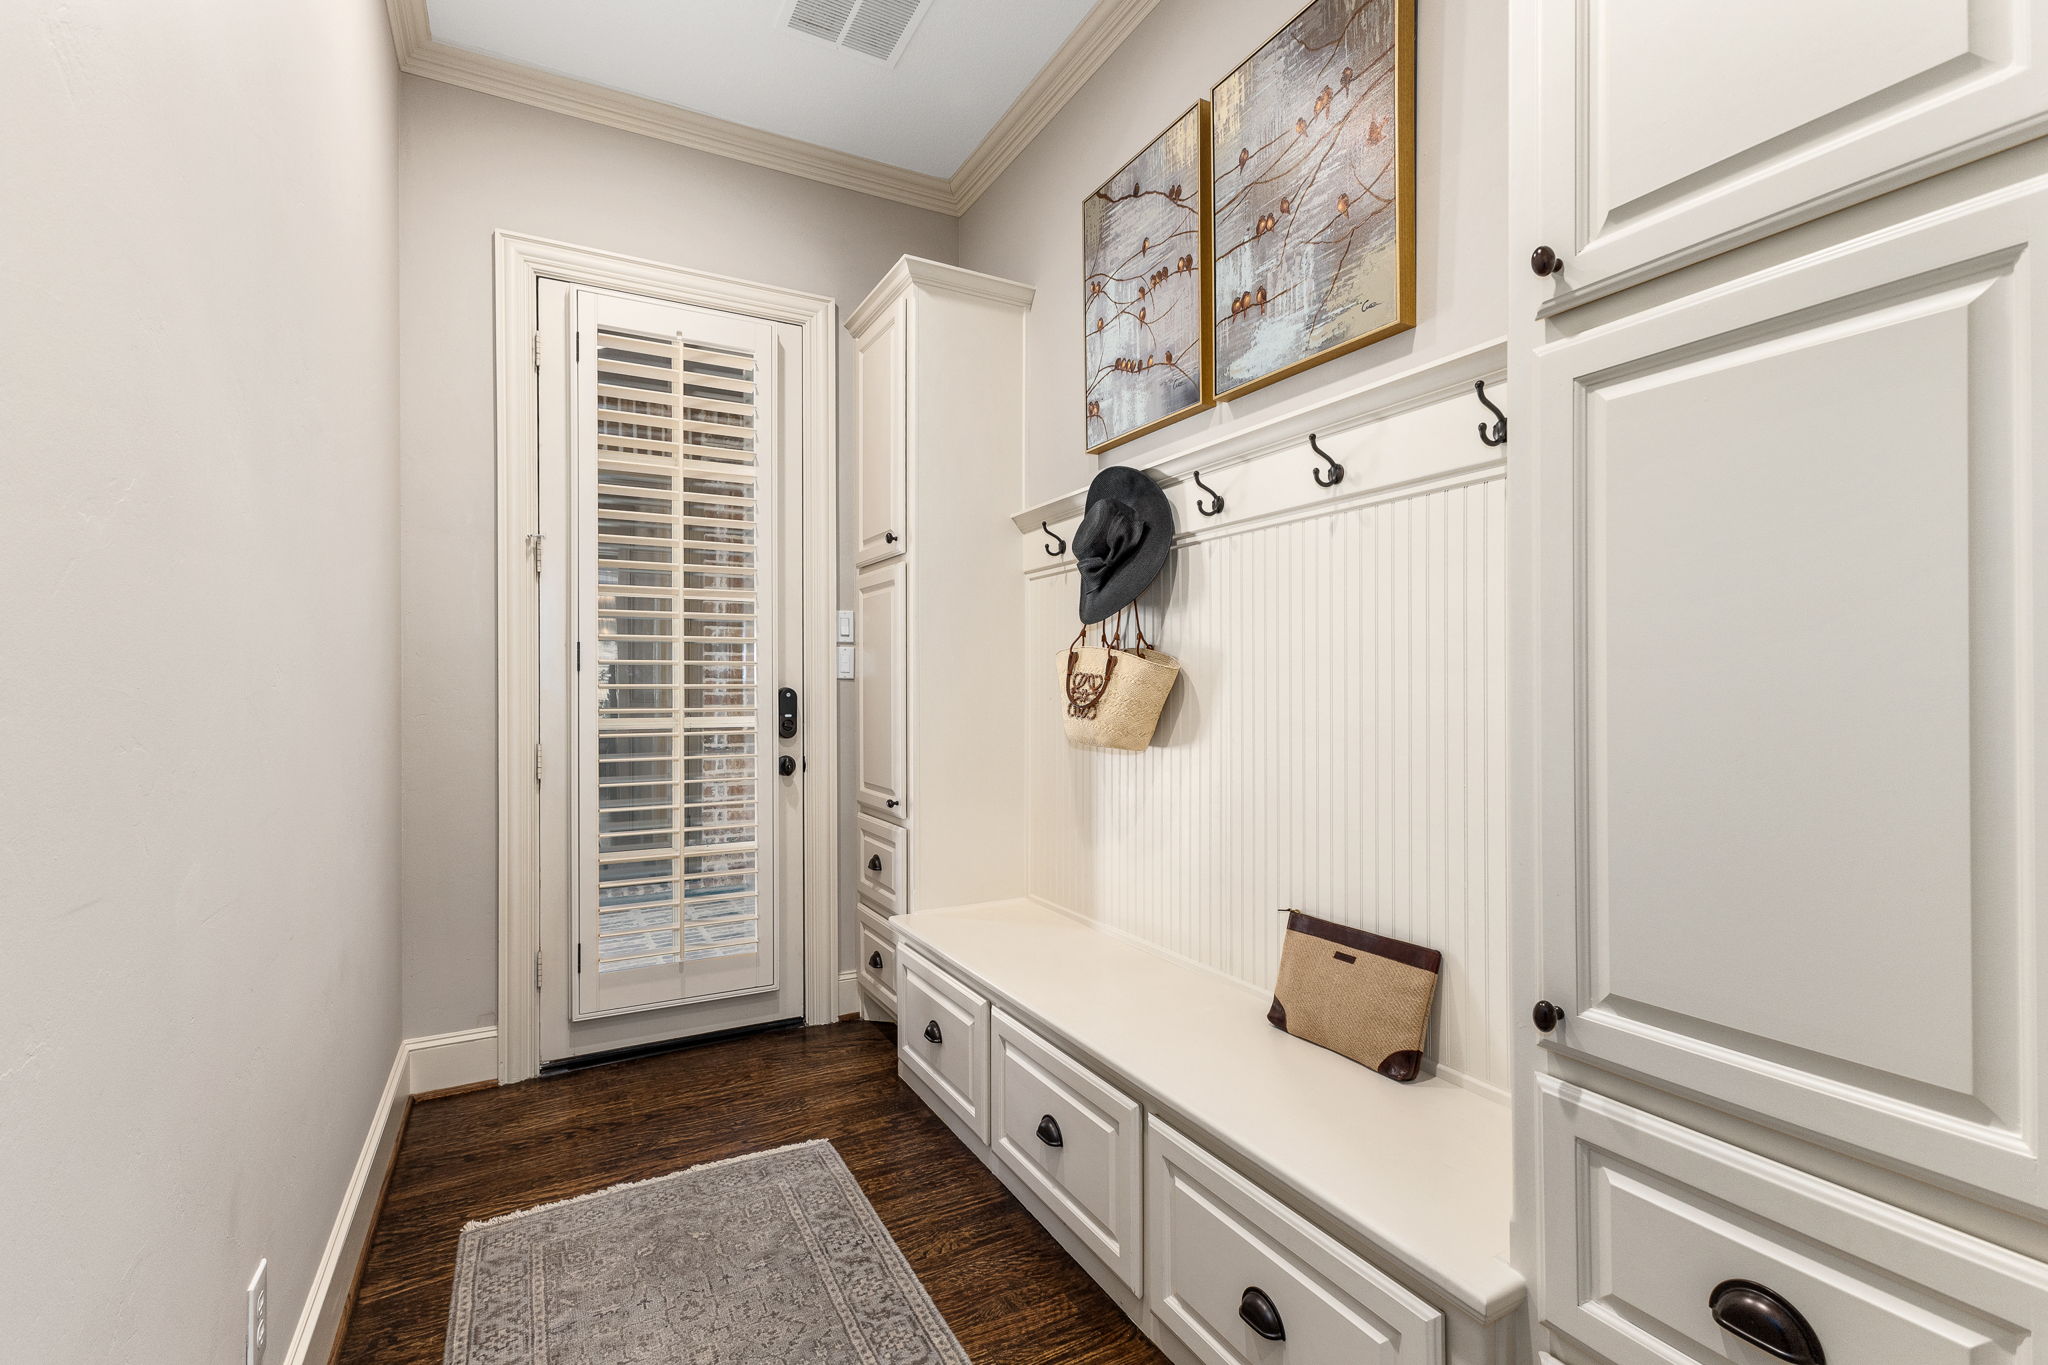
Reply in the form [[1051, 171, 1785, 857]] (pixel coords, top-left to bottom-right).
[[1060, 603, 1180, 751]]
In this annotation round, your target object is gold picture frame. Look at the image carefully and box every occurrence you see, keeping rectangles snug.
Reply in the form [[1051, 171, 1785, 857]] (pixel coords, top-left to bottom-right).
[[1083, 100, 1215, 455], [1209, 0, 1416, 403]]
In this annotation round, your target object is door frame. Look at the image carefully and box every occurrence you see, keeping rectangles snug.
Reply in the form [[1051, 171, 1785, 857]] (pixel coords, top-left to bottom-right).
[[493, 230, 840, 1083]]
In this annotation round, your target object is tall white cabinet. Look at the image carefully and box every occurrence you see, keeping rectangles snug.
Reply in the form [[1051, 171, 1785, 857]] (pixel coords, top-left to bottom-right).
[[1512, 6, 2048, 1365], [845, 257, 1034, 1018]]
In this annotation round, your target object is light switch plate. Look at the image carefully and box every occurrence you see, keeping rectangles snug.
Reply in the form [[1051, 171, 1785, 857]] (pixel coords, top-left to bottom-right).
[[836, 645, 855, 679], [835, 610, 854, 643]]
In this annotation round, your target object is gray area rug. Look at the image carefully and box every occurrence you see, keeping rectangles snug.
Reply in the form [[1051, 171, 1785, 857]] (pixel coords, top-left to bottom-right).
[[444, 1139, 971, 1365]]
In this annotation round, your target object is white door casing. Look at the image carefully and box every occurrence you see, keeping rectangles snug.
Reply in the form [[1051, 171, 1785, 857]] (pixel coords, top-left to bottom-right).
[[494, 232, 838, 1083]]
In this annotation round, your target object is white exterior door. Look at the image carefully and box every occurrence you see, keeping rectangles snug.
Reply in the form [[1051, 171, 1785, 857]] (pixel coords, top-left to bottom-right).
[[536, 281, 807, 1063]]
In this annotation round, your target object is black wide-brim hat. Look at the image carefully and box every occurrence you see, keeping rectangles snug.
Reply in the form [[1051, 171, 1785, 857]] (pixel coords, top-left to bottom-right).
[[1074, 466, 1174, 624]]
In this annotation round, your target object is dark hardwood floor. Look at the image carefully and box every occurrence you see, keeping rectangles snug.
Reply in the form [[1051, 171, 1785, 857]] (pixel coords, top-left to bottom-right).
[[335, 1019, 1167, 1365]]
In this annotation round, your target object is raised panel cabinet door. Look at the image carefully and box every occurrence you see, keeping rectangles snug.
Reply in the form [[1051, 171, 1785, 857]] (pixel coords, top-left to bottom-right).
[[1528, 0, 2048, 312], [1537, 1079, 2048, 1365], [1528, 172, 2048, 1206], [854, 296, 907, 566], [855, 560, 908, 820]]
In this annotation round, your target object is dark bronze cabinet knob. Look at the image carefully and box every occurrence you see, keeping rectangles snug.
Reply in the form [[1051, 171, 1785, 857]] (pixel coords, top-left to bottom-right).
[[1237, 1287, 1285, 1341], [868, 951, 883, 970], [1530, 244, 1563, 276], [884, 530, 899, 543], [923, 1020, 943, 1045], [1532, 1000, 1565, 1033], [886, 799, 900, 808], [1036, 1114, 1064, 1148], [1709, 1280, 1824, 1363], [867, 854, 883, 873]]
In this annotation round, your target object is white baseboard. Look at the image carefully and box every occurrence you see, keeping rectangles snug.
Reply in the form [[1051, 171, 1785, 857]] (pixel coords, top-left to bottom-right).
[[280, 1044, 410, 1365], [281, 1026, 501, 1365], [835, 969, 860, 1018], [405, 1025, 499, 1095]]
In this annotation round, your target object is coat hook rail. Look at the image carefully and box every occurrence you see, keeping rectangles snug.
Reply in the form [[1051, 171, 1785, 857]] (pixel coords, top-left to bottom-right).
[[1474, 379, 1508, 447], [1309, 433, 1345, 488], [1192, 470, 1225, 516], [1042, 521, 1067, 557]]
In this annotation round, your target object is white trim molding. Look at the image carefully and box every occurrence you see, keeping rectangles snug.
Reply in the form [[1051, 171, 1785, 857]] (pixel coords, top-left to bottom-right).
[[405, 1025, 499, 1095], [1015, 339, 1509, 537], [383, 0, 1158, 216], [280, 1028, 505, 1365], [494, 231, 842, 1084], [279, 1045, 411, 1365]]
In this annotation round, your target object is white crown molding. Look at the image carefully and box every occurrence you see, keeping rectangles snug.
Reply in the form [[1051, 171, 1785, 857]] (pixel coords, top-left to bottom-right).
[[383, 0, 1155, 217], [846, 254, 1037, 334]]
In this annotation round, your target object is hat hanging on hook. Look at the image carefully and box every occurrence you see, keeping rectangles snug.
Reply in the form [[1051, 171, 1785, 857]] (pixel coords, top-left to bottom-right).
[[1072, 466, 1174, 625]]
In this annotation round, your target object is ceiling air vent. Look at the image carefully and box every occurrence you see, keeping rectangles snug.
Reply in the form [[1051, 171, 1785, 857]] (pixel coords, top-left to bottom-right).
[[780, 0, 933, 65]]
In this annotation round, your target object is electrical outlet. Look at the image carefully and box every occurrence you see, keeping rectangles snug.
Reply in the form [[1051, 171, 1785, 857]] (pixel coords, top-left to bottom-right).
[[836, 644, 855, 679], [246, 1259, 268, 1365]]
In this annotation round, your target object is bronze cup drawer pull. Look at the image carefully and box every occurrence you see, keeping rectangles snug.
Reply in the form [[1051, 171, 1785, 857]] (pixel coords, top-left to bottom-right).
[[923, 1020, 943, 1045], [1035, 1114, 1063, 1148], [1237, 1287, 1285, 1341], [867, 951, 883, 970], [1708, 1280, 1824, 1364], [867, 854, 883, 872]]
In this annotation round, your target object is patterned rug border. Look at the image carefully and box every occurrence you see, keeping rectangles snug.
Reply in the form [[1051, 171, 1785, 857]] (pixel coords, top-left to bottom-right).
[[444, 1138, 972, 1365], [457, 1138, 832, 1232]]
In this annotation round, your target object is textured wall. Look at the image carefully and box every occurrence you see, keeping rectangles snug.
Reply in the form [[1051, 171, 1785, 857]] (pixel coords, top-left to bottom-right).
[[396, 77, 959, 1036], [0, 1, 402, 1358], [958, 0, 1507, 508]]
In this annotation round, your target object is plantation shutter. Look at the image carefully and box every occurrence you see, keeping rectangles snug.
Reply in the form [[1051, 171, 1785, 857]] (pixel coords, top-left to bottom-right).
[[578, 297, 778, 1015]]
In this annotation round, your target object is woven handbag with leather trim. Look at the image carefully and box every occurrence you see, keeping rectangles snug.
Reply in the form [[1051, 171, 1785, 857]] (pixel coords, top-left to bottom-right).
[[1266, 910, 1441, 1082], [1060, 605, 1179, 751]]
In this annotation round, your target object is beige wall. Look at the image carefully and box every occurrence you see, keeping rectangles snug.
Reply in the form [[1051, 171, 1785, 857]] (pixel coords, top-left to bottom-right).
[[396, 76, 959, 1037], [0, 1, 402, 1360], [958, 0, 1508, 509]]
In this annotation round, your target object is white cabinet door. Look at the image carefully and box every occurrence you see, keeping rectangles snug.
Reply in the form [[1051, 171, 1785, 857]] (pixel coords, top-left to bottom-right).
[[855, 559, 908, 820], [1528, 0, 2048, 312], [1529, 172, 2048, 1207], [854, 296, 907, 566]]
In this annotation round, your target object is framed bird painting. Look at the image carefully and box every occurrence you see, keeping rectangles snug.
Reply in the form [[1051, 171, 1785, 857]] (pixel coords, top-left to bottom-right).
[[1210, 0, 1415, 401], [1083, 101, 1214, 455]]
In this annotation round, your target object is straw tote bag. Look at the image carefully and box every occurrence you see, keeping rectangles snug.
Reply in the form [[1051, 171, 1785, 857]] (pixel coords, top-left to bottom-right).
[[1061, 606, 1180, 751]]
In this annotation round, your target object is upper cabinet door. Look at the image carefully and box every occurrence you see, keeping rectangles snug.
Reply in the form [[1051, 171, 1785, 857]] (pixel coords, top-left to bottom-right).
[[855, 297, 908, 566], [1530, 0, 2048, 313], [1529, 170, 2048, 1208]]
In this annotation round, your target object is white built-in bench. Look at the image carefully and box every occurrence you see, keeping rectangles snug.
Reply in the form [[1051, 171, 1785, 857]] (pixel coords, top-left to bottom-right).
[[880, 898, 1524, 1365]]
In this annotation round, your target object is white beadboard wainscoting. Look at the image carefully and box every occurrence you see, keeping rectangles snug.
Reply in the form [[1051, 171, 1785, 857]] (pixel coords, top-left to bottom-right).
[[1018, 349, 1510, 1096]]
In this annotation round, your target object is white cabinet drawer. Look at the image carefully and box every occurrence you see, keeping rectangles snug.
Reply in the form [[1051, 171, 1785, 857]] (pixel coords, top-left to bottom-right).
[[896, 948, 989, 1142], [1146, 1118, 1442, 1365], [1539, 1078, 2048, 1365], [990, 1009, 1142, 1292], [855, 906, 895, 1015], [855, 813, 905, 915]]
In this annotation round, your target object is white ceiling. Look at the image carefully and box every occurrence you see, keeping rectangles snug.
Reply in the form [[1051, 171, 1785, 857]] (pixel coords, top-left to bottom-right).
[[424, 0, 1101, 178]]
